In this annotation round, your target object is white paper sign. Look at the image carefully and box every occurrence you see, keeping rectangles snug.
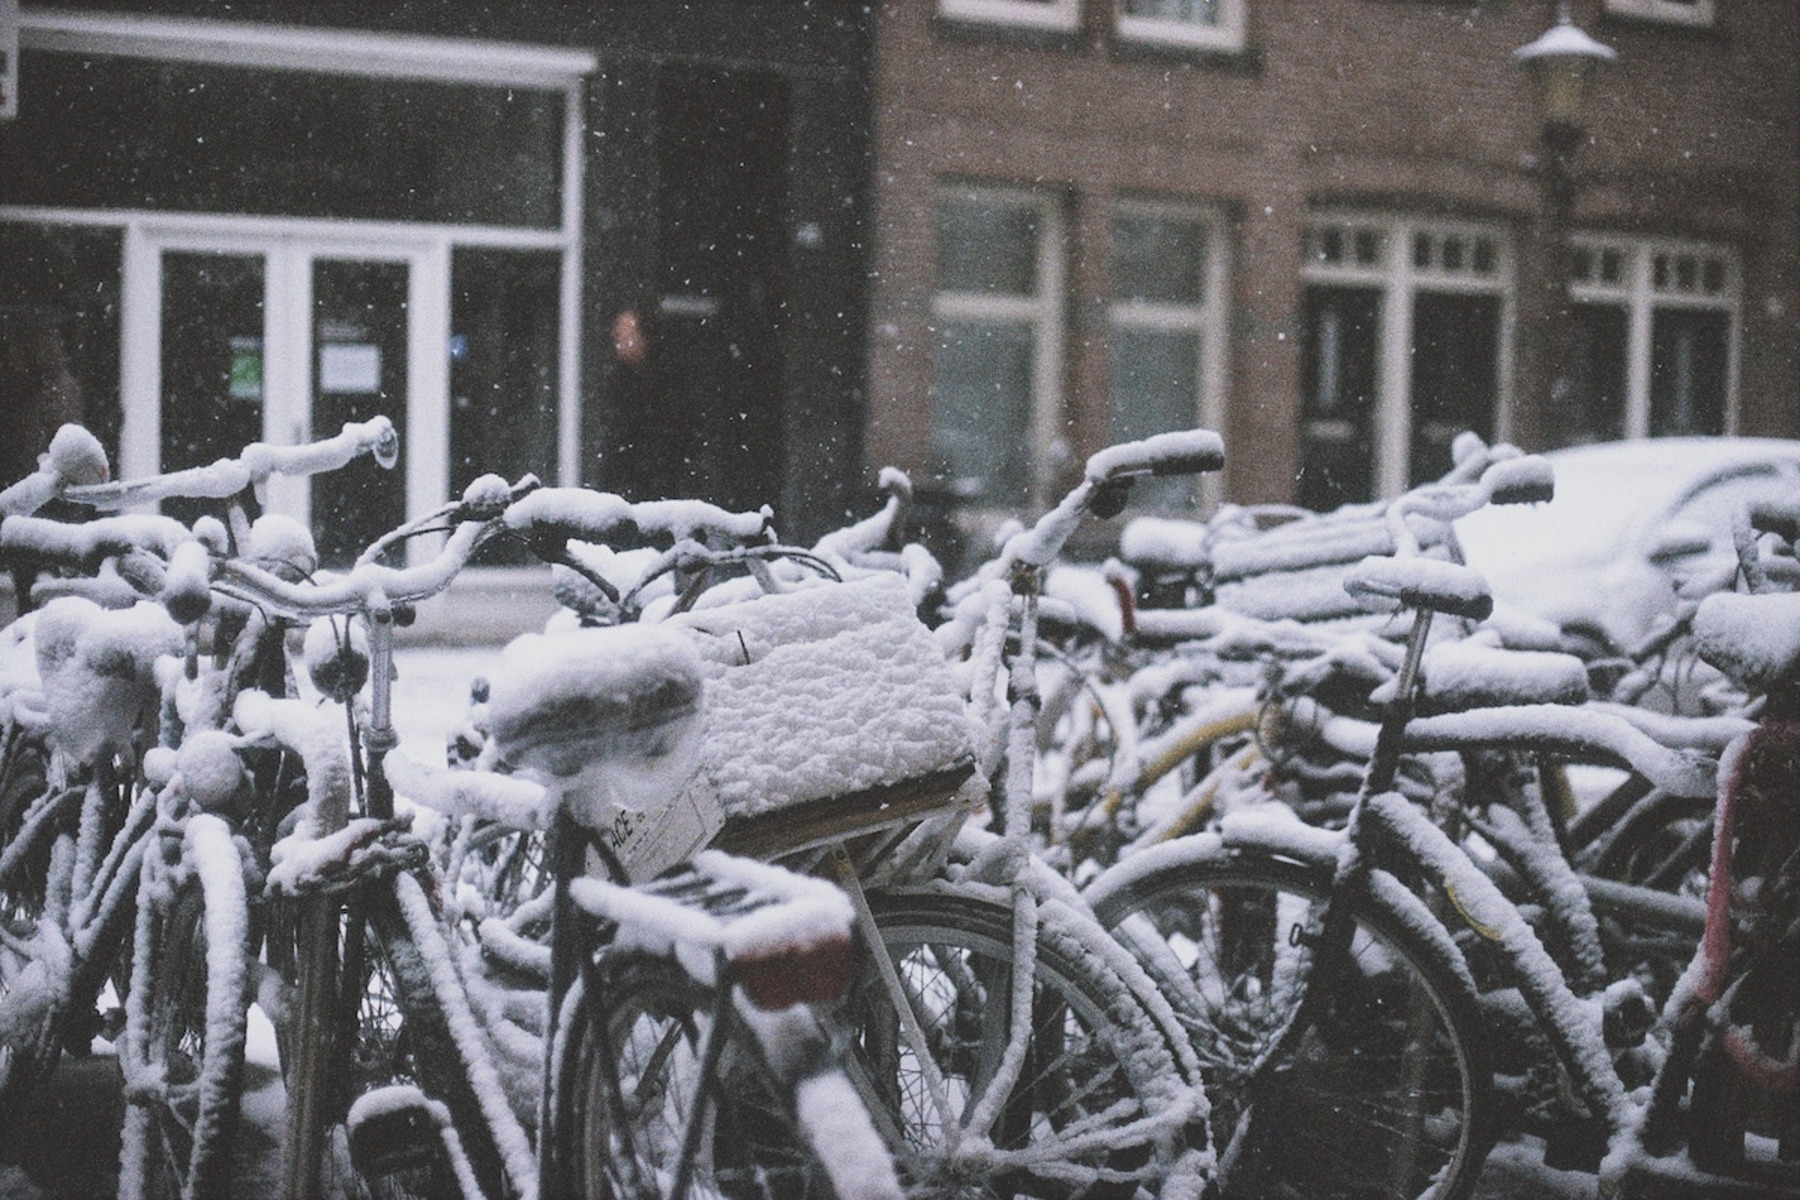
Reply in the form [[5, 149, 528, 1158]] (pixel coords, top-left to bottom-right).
[[319, 343, 381, 394]]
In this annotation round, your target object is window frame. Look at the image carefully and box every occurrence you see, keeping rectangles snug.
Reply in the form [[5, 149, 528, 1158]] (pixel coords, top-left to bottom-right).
[[1567, 233, 1741, 438], [4, 10, 592, 548], [1603, 0, 1715, 29], [1300, 212, 1516, 498], [1114, 0, 1247, 55], [930, 182, 1067, 510], [938, 0, 1082, 34], [1106, 197, 1231, 509]]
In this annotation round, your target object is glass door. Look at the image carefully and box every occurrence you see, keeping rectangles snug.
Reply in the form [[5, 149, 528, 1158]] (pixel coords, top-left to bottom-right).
[[310, 259, 410, 565], [157, 250, 268, 529], [122, 230, 446, 566]]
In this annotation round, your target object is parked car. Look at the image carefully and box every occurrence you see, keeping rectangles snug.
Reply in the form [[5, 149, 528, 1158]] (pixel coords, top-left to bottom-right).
[[1454, 438, 1800, 655]]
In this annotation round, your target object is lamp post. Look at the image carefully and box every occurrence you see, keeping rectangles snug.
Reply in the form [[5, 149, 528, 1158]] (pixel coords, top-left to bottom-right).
[[1514, 3, 1616, 443]]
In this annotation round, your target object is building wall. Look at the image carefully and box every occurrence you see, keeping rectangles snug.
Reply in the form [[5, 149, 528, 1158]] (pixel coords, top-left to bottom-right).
[[2, 0, 876, 543], [866, 0, 1799, 510]]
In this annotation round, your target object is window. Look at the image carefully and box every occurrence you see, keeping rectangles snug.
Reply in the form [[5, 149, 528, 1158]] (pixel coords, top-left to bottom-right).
[[1604, 0, 1715, 28], [1108, 201, 1228, 509], [930, 185, 1065, 508], [4, 53, 567, 227], [1115, 0, 1247, 54], [1298, 214, 1512, 510], [1566, 236, 1739, 442], [0, 223, 122, 484], [939, 0, 1081, 33]]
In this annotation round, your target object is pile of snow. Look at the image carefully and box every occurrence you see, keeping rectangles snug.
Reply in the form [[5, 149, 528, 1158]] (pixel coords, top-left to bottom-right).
[[667, 572, 973, 818]]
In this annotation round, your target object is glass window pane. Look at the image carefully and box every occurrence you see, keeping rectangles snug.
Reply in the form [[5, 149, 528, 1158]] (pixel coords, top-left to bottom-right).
[[1110, 327, 1201, 508], [937, 195, 1040, 295], [159, 252, 267, 530], [4, 52, 564, 227], [1650, 309, 1729, 436], [312, 260, 409, 567], [1123, 0, 1221, 25], [1409, 292, 1497, 484], [1567, 304, 1629, 444], [451, 249, 561, 564], [930, 321, 1035, 506], [0, 223, 122, 486], [1299, 286, 1379, 510], [1114, 214, 1206, 305]]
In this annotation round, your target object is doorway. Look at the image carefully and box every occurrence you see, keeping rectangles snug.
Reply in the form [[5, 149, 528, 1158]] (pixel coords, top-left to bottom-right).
[[123, 231, 447, 565], [644, 66, 791, 512]]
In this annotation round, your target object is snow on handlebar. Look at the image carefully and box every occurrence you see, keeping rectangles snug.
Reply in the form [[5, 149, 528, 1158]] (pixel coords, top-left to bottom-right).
[[501, 487, 773, 548], [1344, 555, 1494, 622], [60, 417, 398, 511], [1000, 431, 1227, 570], [0, 512, 195, 568], [217, 484, 777, 623], [1084, 430, 1226, 484], [0, 425, 111, 518]]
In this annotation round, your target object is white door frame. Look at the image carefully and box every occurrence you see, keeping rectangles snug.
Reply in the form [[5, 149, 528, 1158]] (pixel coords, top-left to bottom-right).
[[121, 221, 450, 538]]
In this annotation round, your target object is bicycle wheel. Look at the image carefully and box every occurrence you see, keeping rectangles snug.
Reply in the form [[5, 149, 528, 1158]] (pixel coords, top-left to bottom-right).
[[118, 838, 251, 1200], [0, 732, 52, 1119], [272, 875, 514, 1200], [554, 951, 844, 1199], [1090, 846, 1492, 1200], [846, 888, 1193, 1200]]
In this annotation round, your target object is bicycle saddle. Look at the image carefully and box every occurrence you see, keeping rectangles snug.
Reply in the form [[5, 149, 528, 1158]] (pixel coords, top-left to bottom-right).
[[484, 623, 705, 827]]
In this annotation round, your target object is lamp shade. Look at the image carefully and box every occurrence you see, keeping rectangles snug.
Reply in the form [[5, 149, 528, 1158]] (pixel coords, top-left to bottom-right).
[[1514, 18, 1617, 131]]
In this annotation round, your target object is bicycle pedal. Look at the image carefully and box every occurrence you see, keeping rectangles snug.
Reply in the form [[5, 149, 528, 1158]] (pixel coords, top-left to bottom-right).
[[347, 1086, 443, 1177]]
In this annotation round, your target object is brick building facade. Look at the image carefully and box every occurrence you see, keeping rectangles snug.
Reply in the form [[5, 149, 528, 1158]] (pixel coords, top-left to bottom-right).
[[864, 0, 1799, 529]]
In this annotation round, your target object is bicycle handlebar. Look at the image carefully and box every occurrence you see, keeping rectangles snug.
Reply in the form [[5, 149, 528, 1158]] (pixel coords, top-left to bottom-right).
[[0, 424, 111, 518], [217, 479, 777, 623], [1001, 430, 1226, 570], [0, 511, 196, 569], [60, 417, 398, 511]]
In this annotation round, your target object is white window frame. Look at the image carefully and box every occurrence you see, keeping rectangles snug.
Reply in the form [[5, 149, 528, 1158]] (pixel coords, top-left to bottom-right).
[[1107, 198, 1231, 507], [1567, 233, 1741, 438], [1114, 0, 1247, 54], [1301, 212, 1516, 497], [939, 0, 1082, 34], [1603, 0, 1715, 29], [931, 183, 1067, 509], [5, 9, 593, 531]]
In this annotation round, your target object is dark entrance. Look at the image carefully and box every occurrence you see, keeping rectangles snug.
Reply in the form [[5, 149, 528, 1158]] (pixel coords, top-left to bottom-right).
[[644, 66, 791, 513]]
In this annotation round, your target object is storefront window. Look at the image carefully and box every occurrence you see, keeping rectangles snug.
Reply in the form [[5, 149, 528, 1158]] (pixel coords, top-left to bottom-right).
[[0, 222, 122, 485], [3, 52, 565, 227]]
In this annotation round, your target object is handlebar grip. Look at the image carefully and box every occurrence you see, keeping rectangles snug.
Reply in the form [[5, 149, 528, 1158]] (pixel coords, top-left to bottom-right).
[[1344, 555, 1494, 622], [160, 540, 215, 626], [1479, 455, 1555, 506], [1085, 430, 1225, 485], [1749, 497, 1800, 544]]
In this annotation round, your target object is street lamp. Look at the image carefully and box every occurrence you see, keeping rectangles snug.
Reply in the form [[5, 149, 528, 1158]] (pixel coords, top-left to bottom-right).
[[1514, 3, 1616, 439]]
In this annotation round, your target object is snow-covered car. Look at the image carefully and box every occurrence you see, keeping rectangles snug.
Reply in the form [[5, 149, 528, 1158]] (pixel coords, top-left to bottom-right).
[[1454, 438, 1800, 654]]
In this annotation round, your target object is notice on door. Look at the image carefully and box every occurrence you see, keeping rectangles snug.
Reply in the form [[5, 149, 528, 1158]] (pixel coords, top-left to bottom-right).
[[319, 343, 381, 394], [229, 336, 264, 402]]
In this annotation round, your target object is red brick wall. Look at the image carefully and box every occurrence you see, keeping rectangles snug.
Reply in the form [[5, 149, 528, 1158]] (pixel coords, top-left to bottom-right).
[[867, 0, 1799, 507]]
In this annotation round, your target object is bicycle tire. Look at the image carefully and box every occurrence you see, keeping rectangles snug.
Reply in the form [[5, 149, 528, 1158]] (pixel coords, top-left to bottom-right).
[[117, 823, 251, 1200], [846, 887, 1196, 1200], [552, 950, 846, 1199], [0, 731, 52, 1122], [271, 874, 515, 1200], [1089, 844, 1493, 1200]]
